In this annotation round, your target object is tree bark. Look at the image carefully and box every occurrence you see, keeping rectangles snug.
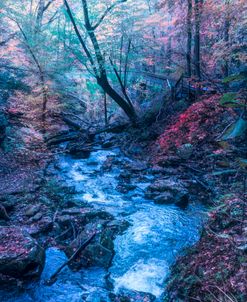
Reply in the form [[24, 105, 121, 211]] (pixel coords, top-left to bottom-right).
[[166, 0, 173, 67], [223, 0, 230, 78], [186, 0, 192, 77], [194, 0, 203, 79], [97, 75, 136, 121], [104, 92, 108, 126]]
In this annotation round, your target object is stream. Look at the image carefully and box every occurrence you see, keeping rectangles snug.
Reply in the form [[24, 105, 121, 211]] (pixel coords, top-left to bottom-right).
[[0, 148, 204, 301]]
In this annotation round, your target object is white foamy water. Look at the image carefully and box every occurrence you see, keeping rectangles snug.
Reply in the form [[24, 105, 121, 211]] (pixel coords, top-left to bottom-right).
[[114, 258, 169, 297]]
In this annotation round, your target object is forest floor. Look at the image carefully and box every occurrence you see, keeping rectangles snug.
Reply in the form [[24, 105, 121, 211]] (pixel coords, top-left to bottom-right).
[[0, 92, 246, 301]]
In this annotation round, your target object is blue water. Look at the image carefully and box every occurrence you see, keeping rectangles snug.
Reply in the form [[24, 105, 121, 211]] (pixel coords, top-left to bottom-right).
[[0, 149, 204, 301]]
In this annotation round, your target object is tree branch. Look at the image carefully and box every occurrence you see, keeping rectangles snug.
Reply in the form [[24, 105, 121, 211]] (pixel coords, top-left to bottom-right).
[[92, 0, 127, 30], [109, 56, 134, 108], [63, 0, 98, 77], [43, 0, 55, 12]]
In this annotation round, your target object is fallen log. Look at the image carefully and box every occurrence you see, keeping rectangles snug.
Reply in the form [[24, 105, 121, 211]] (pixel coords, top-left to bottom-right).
[[61, 115, 87, 131], [45, 131, 80, 146], [44, 232, 96, 286]]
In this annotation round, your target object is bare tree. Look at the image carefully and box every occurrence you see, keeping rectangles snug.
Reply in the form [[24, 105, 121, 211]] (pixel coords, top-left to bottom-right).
[[63, 0, 137, 122]]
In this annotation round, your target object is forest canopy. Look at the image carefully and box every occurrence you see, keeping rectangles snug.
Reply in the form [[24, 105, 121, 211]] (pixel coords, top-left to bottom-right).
[[0, 0, 246, 124]]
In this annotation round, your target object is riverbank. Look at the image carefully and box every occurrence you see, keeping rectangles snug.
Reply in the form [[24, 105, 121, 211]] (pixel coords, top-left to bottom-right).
[[165, 194, 247, 302]]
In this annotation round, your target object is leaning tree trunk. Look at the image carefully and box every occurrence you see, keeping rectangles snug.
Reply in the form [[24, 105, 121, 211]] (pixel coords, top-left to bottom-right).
[[64, 0, 137, 123], [97, 75, 137, 122]]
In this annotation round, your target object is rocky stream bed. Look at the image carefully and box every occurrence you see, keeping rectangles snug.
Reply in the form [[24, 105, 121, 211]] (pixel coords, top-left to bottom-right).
[[0, 147, 206, 302]]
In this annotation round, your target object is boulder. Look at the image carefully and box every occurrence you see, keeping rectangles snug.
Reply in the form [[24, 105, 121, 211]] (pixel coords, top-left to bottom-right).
[[0, 227, 45, 281], [117, 183, 137, 194], [176, 143, 194, 159], [82, 243, 113, 268], [146, 177, 189, 206], [23, 216, 53, 237], [153, 192, 174, 204], [148, 177, 187, 193], [25, 204, 41, 217], [65, 220, 119, 269], [124, 161, 148, 173]]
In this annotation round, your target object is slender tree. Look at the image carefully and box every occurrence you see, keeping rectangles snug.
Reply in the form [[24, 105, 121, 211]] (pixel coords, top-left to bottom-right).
[[223, 0, 230, 78], [186, 0, 192, 77], [194, 0, 203, 79]]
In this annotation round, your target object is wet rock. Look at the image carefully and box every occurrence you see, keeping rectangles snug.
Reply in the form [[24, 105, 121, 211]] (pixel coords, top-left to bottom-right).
[[57, 209, 112, 230], [66, 229, 114, 269], [101, 156, 118, 171], [117, 183, 137, 194], [24, 216, 53, 236], [100, 228, 115, 250], [176, 143, 194, 160], [25, 204, 41, 217], [102, 140, 115, 148], [148, 178, 187, 193], [38, 196, 52, 206], [153, 192, 174, 204], [65, 218, 120, 269], [125, 161, 148, 172], [118, 171, 132, 180], [110, 289, 156, 302], [56, 214, 72, 228], [128, 145, 144, 156], [107, 219, 130, 234], [67, 142, 91, 159], [175, 195, 189, 209], [82, 243, 113, 268], [30, 212, 43, 222], [150, 166, 165, 175], [146, 177, 189, 205], [0, 227, 45, 281], [150, 166, 178, 175]]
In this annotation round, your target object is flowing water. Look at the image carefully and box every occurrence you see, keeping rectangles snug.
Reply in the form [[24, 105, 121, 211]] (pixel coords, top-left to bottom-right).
[[0, 149, 204, 301]]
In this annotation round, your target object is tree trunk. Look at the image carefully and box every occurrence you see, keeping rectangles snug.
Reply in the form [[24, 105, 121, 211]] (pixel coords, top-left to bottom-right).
[[194, 0, 203, 79], [97, 75, 137, 121], [104, 92, 108, 126], [187, 0, 192, 77], [64, 0, 137, 122], [223, 0, 230, 78], [35, 0, 45, 33], [166, 0, 173, 68]]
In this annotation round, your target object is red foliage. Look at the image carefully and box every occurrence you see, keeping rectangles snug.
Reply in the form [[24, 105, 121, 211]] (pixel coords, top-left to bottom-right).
[[158, 96, 226, 152]]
